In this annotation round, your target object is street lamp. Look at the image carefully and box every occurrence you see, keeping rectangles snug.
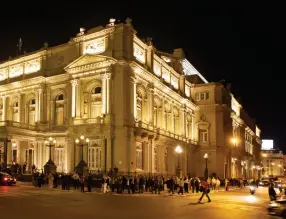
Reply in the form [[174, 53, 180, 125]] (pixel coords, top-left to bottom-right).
[[204, 153, 208, 179], [43, 137, 57, 174], [75, 134, 89, 176], [175, 145, 183, 177]]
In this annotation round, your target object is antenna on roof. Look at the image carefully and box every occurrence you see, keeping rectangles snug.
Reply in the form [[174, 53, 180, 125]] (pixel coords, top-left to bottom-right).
[[16, 38, 23, 56]]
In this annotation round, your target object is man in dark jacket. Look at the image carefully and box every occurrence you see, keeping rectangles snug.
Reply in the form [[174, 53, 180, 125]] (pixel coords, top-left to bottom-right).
[[269, 183, 277, 201]]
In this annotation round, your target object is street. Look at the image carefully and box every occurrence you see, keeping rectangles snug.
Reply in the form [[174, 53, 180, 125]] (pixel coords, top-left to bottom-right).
[[0, 185, 277, 219]]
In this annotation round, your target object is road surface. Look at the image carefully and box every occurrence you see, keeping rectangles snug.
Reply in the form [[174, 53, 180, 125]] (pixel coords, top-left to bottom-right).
[[0, 185, 276, 219]]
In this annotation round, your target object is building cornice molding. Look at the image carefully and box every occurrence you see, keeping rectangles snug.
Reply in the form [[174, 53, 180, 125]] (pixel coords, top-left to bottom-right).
[[64, 54, 116, 75], [73, 27, 115, 43], [130, 62, 198, 111]]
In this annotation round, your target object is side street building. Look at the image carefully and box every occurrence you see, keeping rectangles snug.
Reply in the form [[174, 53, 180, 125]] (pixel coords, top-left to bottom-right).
[[0, 18, 262, 179]]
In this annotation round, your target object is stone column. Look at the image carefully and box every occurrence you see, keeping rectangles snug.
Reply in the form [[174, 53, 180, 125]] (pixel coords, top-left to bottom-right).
[[18, 94, 22, 123], [16, 142, 20, 163], [143, 142, 150, 172], [106, 137, 112, 171], [2, 96, 7, 121], [7, 141, 12, 165], [76, 80, 81, 118], [161, 98, 165, 129], [131, 76, 137, 119], [39, 88, 43, 122], [101, 73, 107, 115], [147, 84, 154, 125], [35, 90, 39, 123], [180, 105, 186, 136], [106, 73, 111, 114], [66, 139, 74, 173], [34, 141, 38, 168], [71, 79, 78, 118], [191, 115, 195, 140], [171, 105, 174, 132]]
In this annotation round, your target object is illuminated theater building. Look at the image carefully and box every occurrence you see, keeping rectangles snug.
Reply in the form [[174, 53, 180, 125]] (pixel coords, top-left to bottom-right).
[[0, 18, 261, 179]]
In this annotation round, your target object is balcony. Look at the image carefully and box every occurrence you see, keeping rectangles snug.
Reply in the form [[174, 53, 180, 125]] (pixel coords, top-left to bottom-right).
[[134, 120, 190, 143], [0, 121, 36, 131]]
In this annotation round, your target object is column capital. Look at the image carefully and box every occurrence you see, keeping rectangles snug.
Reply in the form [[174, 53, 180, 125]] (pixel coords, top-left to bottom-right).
[[130, 75, 137, 84], [71, 78, 78, 87], [100, 72, 112, 80], [147, 83, 154, 92]]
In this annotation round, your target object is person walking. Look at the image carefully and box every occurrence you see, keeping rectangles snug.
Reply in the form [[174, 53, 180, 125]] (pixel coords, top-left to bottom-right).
[[198, 180, 211, 203]]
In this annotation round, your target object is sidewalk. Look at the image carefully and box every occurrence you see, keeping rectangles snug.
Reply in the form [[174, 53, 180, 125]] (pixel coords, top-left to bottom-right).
[[15, 182, 242, 196]]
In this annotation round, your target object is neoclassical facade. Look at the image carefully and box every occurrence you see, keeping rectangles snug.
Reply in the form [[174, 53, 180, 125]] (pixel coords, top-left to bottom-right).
[[0, 19, 261, 179]]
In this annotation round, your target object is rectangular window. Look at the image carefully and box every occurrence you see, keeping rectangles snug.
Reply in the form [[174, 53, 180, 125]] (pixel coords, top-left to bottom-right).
[[154, 146, 158, 172], [136, 142, 143, 170], [200, 92, 205, 100], [199, 130, 208, 143], [54, 148, 65, 172], [88, 147, 101, 170]]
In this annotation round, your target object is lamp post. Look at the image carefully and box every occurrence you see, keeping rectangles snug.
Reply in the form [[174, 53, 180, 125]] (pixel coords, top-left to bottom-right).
[[230, 137, 239, 178], [204, 153, 208, 179], [43, 137, 57, 174], [75, 134, 89, 176], [175, 145, 183, 177]]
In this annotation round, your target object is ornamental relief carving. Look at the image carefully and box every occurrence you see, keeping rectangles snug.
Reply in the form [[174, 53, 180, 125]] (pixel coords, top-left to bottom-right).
[[9, 64, 23, 78], [84, 38, 105, 55], [0, 68, 8, 81], [24, 59, 41, 74]]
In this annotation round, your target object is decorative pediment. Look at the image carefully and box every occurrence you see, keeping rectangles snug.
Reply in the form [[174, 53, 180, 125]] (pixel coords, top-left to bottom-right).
[[196, 119, 210, 129], [64, 54, 116, 74]]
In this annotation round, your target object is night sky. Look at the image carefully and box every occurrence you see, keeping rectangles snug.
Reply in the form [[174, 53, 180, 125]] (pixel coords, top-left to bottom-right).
[[0, 2, 285, 151]]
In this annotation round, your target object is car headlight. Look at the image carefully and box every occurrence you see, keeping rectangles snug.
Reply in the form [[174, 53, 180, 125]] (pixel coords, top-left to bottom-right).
[[269, 203, 280, 207]]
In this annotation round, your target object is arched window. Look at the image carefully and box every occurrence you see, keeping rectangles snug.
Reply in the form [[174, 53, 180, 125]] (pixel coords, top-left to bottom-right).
[[56, 94, 64, 101], [13, 101, 19, 122], [136, 142, 143, 170], [173, 107, 179, 134], [55, 94, 64, 125], [90, 87, 102, 118], [28, 99, 36, 125]]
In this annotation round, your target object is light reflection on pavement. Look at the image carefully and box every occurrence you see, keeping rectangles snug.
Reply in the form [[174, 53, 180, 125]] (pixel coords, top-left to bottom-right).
[[0, 185, 278, 219]]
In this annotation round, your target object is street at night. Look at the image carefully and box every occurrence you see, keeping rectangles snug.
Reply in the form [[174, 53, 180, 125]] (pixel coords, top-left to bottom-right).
[[0, 185, 276, 219]]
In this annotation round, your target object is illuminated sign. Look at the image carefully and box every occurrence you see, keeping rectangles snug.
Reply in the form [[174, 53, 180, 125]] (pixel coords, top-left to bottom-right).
[[262, 139, 274, 150]]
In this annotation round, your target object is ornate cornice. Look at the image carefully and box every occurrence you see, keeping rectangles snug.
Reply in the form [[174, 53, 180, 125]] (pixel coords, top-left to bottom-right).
[[73, 27, 115, 43], [130, 62, 198, 112]]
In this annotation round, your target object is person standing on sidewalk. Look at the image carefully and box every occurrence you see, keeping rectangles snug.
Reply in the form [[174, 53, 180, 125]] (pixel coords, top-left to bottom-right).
[[197, 180, 211, 203]]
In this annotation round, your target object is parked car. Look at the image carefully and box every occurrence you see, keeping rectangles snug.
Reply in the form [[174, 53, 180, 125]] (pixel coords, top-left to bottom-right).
[[0, 172, 17, 186], [259, 180, 270, 187], [268, 195, 286, 217]]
